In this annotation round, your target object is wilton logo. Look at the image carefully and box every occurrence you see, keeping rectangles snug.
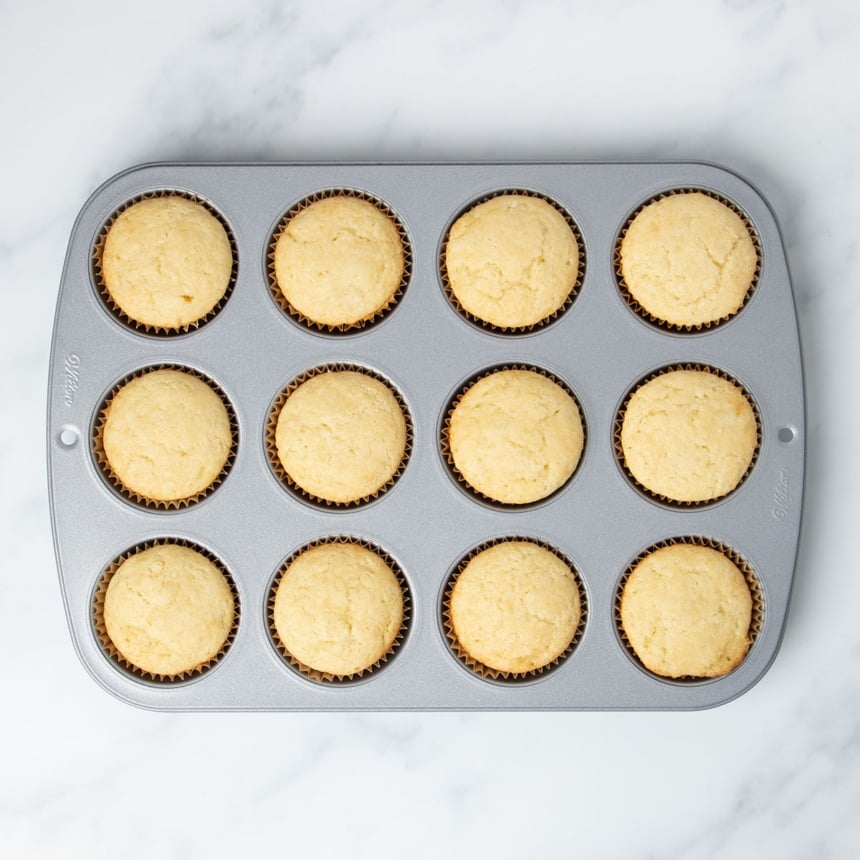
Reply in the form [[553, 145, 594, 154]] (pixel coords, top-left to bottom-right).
[[772, 467, 791, 520], [62, 354, 80, 407]]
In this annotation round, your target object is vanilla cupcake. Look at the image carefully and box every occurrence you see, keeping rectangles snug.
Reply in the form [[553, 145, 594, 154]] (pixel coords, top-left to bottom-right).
[[99, 542, 237, 679], [443, 193, 580, 329], [270, 540, 407, 679], [271, 367, 409, 505], [446, 368, 584, 505], [271, 194, 406, 328], [618, 191, 758, 328], [619, 542, 754, 678], [97, 367, 234, 506], [100, 195, 234, 331], [446, 539, 582, 676], [619, 367, 758, 504]]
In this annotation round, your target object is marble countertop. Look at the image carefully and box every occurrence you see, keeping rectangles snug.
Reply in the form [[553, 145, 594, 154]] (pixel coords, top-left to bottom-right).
[[2, 1, 858, 856]]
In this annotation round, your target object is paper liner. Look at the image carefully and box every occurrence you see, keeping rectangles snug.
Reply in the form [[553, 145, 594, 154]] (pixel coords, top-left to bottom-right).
[[613, 536, 764, 682], [92, 538, 240, 684], [92, 364, 239, 510], [265, 363, 412, 509], [441, 536, 587, 682], [92, 190, 238, 337], [266, 189, 412, 333], [440, 364, 586, 509], [439, 189, 585, 334], [613, 363, 762, 508], [266, 536, 411, 684], [614, 187, 761, 332]]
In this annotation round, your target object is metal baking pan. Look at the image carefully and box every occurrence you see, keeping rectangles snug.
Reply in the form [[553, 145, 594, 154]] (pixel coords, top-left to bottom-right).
[[47, 161, 805, 710]]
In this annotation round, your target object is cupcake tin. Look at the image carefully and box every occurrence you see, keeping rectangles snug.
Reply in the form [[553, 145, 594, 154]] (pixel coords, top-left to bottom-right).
[[48, 161, 805, 710]]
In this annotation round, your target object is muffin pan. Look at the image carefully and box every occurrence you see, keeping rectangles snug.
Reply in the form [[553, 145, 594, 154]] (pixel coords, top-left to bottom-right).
[[48, 161, 805, 710]]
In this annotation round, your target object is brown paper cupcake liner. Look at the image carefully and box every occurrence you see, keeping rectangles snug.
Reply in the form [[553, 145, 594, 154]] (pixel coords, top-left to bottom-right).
[[92, 189, 238, 337], [613, 536, 764, 682], [614, 187, 761, 332], [440, 363, 586, 509], [439, 189, 585, 334], [266, 188, 412, 333], [265, 362, 413, 509], [442, 536, 587, 683], [92, 363, 239, 510], [613, 362, 762, 508], [267, 536, 412, 684], [92, 538, 240, 684]]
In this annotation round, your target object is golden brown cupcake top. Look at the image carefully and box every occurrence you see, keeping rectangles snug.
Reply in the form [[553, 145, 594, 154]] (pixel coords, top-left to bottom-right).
[[619, 368, 757, 504], [620, 543, 753, 678], [448, 369, 583, 504], [272, 542, 404, 677], [103, 544, 235, 677], [444, 194, 579, 328], [272, 195, 405, 327], [101, 368, 233, 503], [449, 541, 581, 674], [619, 191, 757, 327], [274, 369, 407, 504], [101, 196, 233, 329]]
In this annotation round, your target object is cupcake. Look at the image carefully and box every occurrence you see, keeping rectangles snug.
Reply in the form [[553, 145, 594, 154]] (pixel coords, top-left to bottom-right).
[[446, 539, 582, 677], [270, 540, 407, 680], [271, 367, 409, 506], [98, 542, 237, 679], [271, 193, 407, 329], [99, 194, 234, 331], [443, 193, 581, 329], [619, 541, 755, 678], [445, 367, 584, 505], [618, 367, 758, 504], [618, 190, 758, 328], [97, 367, 235, 506]]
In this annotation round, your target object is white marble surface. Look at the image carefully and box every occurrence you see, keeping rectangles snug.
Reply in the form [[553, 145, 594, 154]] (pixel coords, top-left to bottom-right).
[[2, 0, 858, 856]]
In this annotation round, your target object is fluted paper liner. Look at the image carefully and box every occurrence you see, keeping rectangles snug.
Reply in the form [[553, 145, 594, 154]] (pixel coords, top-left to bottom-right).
[[92, 363, 239, 510], [92, 538, 240, 684], [267, 537, 411, 684], [614, 187, 761, 332], [439, 189, 585, 334], [440, 363, 586, 509], [613, 362, 762, 508], [442, 536, 587, 682], [92, 189, 238, 336], [614, 536, 764, 682], [267, 189, 411, 333], [265, 363, 412, 509]]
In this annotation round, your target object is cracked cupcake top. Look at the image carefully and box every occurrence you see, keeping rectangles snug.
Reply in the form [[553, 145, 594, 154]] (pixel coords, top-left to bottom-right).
[[101, 196, 233, 330], [272, 195, 405, 327], [620, 543, 753, 678], [619, 368, 758, 504], [444, 194, 580, 328], [447, 368, 583, 505], [619, 191, 757, 327], [271, 541, 404, 678], [449, 540, 581, 674]]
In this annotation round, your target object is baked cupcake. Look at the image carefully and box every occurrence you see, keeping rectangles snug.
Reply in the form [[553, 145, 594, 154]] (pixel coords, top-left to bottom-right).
[[271, 194, 407, 329], [270, 540, 407, 680], [618, 191, 758, 328], [99, 195, 234, 331], [445, 367, 584, 505], [446, 539, 582, 677], [443, 193, 581, 329], [271, 367, 409, 506], [618, 367, 758, 504], [97, 367, 235, 506], [99, 542, 237, 679], [619, 542, 754, 678]]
